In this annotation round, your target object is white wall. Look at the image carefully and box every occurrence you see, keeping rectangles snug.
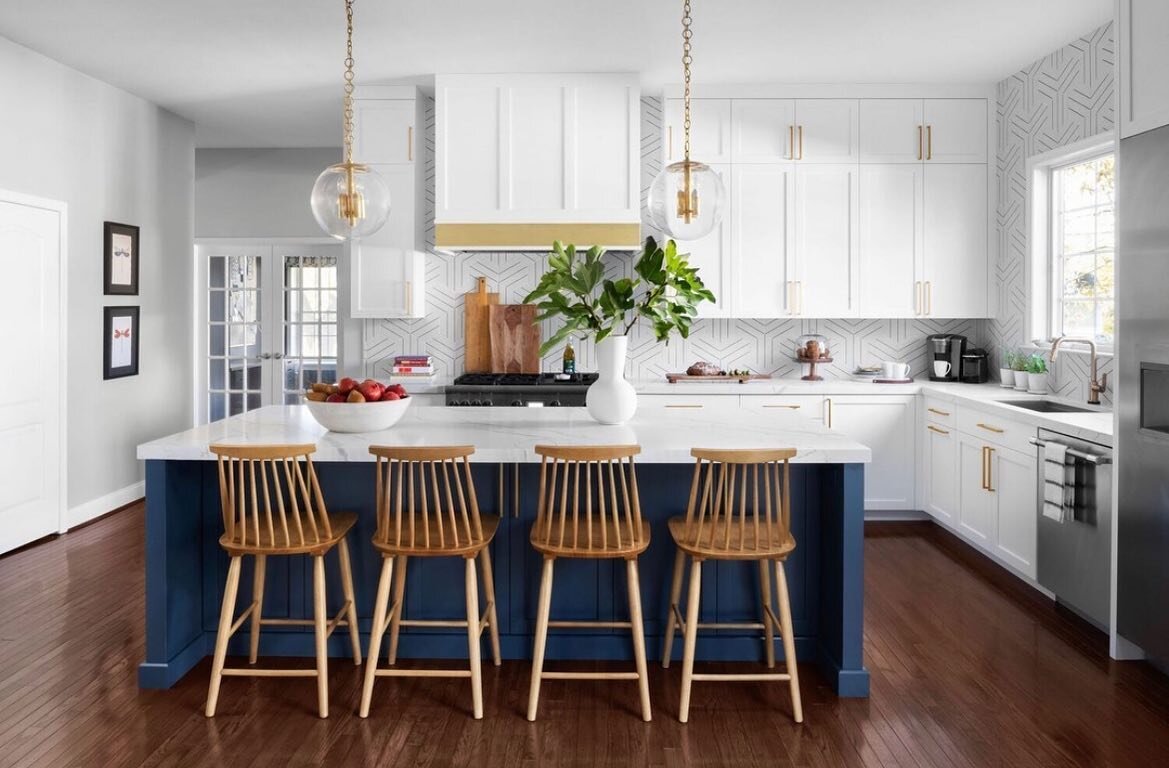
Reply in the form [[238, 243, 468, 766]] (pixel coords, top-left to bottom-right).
[[0, 35, 195, 519], [195, 148, 339, 238]]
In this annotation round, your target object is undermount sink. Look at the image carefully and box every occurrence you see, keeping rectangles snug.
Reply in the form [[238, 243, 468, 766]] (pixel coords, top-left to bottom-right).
[[999, 399, 1094, 414]]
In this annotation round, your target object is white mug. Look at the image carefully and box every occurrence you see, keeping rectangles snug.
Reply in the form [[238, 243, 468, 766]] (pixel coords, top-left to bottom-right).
[[933, 360, 952, 378], [882, 361, 911, 379]]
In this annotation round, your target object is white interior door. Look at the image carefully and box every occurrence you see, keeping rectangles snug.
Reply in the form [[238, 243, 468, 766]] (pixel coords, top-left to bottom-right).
[[198, 243, 340, 423], [0, 196, 63, 553]]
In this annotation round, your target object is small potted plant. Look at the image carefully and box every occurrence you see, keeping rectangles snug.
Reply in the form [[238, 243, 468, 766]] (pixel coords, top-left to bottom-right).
[[999, 349, 1016, 387], [1010, 350, 1029, 391], [525, 236, 714, 424], [1025, 353, 1049, 394]]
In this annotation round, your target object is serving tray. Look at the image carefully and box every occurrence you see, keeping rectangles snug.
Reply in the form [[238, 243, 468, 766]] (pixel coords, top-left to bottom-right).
[[666, 373, 773, 383]]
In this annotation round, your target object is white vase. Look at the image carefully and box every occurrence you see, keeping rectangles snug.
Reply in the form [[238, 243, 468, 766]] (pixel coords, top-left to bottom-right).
[[998, 368, 1014, 387], [586, 335, 637, 425], [1013, 370, 1029, 391], [1027, 372, 1049, 394]]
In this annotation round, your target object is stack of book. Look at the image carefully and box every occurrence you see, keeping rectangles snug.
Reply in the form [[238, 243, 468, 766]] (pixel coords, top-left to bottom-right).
[[391, 355, 434, 377]]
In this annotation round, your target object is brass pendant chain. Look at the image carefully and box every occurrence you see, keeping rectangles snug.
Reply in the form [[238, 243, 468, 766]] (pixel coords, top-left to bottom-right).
[[681, 0, 693, 164], [342, 0, 356, 165]]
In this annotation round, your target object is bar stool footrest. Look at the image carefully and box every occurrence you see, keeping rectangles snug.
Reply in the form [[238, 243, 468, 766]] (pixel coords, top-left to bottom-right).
[[541, 671, 641, 681]]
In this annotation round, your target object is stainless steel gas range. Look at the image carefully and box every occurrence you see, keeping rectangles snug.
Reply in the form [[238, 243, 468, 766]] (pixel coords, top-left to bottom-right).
[[444, 373, 598, 407]]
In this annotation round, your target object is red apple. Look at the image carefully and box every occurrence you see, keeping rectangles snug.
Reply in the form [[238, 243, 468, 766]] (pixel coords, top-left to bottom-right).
[[387, 383, 407, 397], [326, 393, 345, 403], [358, 379, 384, 402], [380, 390, 400, 401], [338, 377, 359, 395]]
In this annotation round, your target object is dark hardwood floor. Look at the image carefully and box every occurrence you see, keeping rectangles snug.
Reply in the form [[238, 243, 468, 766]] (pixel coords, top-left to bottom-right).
[[3, 506, 1169, 767]]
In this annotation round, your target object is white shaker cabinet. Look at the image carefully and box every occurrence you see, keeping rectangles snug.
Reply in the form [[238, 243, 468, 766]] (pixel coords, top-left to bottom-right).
[[825, 395, 916, 510], [859, 99, 925, 163], [731, 99, 795, 162], [858, 164, 922, 317], [681, 164, 733, 318], [347, 86, 426, 319], [958, 433, 996, 546], [740, 394, 825, 422], [992, 447, 1037, 579], [1119, 0, 1169, 138], [921, 99, 987, 163], [923, 421, 958, 526], [731, 164, 794, 317], [793, 164, 857, 318], [664, 98, 732, 164], [860, 98, 985, 164], [922, 164, 988, 318], [794, 100, 859, 163]]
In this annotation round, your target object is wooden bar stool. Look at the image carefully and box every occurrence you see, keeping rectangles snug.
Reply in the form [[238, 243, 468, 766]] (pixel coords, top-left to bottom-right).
[[205, 444, 361, 719], [526, 444, 652, 722], [359, 446, 501, 720], [661, 448, 803, 724]]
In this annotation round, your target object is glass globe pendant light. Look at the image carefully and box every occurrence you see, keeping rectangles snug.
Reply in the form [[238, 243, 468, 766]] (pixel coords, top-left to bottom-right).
[[310, 0, 391, 240], [648, 0, 725, 241]]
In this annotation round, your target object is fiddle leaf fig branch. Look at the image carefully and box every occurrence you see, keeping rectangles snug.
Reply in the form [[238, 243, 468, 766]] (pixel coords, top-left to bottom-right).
[[524, 236, 716, 356]]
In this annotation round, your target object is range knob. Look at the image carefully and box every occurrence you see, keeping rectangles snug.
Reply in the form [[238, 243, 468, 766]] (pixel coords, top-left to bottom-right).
[[512, 399, 524, 407], [549, 400, 561, 407]]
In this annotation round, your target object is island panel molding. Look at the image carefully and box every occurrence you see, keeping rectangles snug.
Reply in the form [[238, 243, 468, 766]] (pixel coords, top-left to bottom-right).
[[363, 97, 985, 383]]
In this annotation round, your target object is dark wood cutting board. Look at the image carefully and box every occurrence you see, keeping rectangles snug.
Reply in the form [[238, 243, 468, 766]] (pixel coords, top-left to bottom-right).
[[488, 304, 540, 374], [463, 277, 499, 373]]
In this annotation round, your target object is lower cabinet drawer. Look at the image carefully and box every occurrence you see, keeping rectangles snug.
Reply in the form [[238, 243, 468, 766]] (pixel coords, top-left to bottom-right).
[[739, 395, 825, 420], [639, 395, 741, 413], [957, 405, 1034, 455], [923, 396, 956, 428]]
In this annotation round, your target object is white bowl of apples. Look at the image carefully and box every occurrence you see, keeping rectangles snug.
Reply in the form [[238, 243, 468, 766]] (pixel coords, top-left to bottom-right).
[[303, 377, 412, 433]]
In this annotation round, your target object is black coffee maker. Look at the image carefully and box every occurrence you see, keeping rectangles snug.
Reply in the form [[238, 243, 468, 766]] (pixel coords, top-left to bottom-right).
[[961, 348, 991, 383], [927, 333, 966, 382]]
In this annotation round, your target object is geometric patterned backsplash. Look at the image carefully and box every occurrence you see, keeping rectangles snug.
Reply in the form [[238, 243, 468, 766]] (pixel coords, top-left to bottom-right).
[[363, 96, 987, 383], [989, 22, 1115, 405]]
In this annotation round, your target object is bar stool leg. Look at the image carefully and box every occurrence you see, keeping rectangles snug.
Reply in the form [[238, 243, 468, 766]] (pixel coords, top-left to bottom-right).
[[679, 558, 702, 724], [526, 556, 555, 722], [249, 554, 266, 664], [661, 549, 685, 669], [626, 559, 652, 722], [759, 559, 775, 669], [337, 539, 362, 665], [359, 555, 394, 718], [464, 557, 484, 720], [206, 555, 242, 717], [387, 555, 409, 665], [775, 559, 803, 723], [312, 554, 329, 718], [479, 547, 502, 666]]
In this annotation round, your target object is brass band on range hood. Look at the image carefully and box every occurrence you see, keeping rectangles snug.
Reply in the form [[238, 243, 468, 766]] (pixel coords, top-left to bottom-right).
[[435, 222, 641, 249]]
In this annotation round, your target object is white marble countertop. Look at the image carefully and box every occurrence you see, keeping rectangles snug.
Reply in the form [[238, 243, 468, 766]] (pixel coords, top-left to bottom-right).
[[138, 404, 873, 464]]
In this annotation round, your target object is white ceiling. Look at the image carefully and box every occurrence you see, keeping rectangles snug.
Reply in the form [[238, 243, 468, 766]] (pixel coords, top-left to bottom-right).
[[0, 0, 1112, 148]]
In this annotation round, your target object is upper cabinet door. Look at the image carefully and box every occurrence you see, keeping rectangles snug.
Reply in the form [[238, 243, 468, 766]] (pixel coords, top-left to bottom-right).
[[1120, 0, 1169, 138], [679, 164, 732, 318], [732, 164, 794, 318], [438, 84, 502, 217], [664, 98, 732, 164], [731, 100, 796, 162], [858, 164, 922, 318], [923, 164, 988, 318], [572, 84, 639, 215], [922, 99, 987, 163], [793, 164, 857, 317], [859, 99, 924, 163], [793, 100, 859, 163], [354, 100, 416, 164], [349, 164, 424, 318]]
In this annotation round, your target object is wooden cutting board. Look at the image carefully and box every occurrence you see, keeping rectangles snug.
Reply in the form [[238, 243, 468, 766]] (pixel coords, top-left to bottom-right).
[[489, 304, 540, 374], [463, 277, 499, 373]]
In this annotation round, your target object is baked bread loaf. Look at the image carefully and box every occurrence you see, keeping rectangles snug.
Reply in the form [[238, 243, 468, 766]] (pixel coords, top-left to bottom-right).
[[686, 361, 721, 376]]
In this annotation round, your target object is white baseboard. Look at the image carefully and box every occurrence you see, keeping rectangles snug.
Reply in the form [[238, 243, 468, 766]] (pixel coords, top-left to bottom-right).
[[864, 509, 930, 522], [64, 481, 144, 530]]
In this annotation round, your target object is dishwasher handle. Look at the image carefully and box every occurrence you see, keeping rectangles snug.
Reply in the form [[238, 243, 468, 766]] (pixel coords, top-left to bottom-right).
[[1029, 437, 1112, 465]]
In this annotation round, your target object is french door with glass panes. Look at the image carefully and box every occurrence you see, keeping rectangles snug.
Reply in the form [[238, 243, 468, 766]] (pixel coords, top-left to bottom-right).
[[198, 243, 341, 424]]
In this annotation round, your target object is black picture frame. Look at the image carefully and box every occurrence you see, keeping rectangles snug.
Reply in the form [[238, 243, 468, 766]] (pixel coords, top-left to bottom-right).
[[103, 221, 139, 295], [103, 306, 140, 379]]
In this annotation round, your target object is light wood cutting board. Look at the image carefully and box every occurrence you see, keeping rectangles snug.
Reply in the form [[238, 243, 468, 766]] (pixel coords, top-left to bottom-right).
[[489, 304, 541, 374], [463, 277, 499, 373]]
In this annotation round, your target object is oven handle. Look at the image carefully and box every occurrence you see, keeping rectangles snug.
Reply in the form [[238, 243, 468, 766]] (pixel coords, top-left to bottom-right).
[[1029, 437, 1112, 465]]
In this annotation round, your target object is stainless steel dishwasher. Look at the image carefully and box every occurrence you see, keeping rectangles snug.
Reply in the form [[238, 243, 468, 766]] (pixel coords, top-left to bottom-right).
[[1030, 429, 1113, 629]]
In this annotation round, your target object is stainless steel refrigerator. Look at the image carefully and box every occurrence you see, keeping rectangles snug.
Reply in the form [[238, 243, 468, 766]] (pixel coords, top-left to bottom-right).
[[1116, 123, 1169, 662]]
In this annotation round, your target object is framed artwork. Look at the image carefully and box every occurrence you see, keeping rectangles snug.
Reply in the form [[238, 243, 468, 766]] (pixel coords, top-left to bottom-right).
[[104, 221, 139, 295], [103, 306, 140, 379]]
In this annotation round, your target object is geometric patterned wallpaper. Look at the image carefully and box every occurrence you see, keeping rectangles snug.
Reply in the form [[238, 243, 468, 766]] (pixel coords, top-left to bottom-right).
[[364, 97, 985, 383], [990, 22, 1115, 405]]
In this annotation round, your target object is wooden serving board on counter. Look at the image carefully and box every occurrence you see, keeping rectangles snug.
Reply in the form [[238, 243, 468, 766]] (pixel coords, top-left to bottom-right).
[[489, 304, 541, 374], [666, 373, 773, 383], [463, 277, 499, 373]]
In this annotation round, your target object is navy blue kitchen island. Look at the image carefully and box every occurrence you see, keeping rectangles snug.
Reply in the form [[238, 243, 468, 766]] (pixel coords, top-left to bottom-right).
[[136, 406, 871, 696]]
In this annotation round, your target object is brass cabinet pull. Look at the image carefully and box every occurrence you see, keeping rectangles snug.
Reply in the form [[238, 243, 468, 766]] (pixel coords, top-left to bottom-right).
[[976, 422, 1004, 434], [985, 446, 996, 492], [788, 125, 795, 160], [764, 404, 801, 409], [405, 281, 413, 313], [408, 125, 414, 161], [927, 407, 950, 417], [798, 125, 804, 160], [917, 125, 923, 161], [926, 125, 933, 160], [927, 425, 949, 435], [826, 397, 833, 429], [665, 404, 703, 409], [925, 281, 932, 315], [796, 281, 803, 315], [981, 446, 989, 490], [915, 281, 922, 315]]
